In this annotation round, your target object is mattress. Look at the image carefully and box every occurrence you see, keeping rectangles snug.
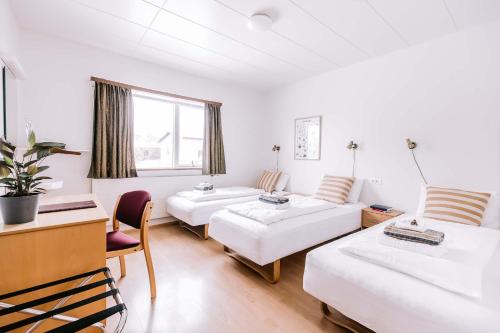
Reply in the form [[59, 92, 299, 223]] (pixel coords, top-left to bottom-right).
[[303, 217, 500, 333], [166, 194, 261, 226], [208, 202, 365, 265]]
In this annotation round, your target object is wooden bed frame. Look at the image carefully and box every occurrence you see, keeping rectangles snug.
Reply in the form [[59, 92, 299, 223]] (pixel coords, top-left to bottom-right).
[[321, 302, 374, 333], [179, 221, 209, 240], [223, 246, 280, 283], [221, 229, 362, 284]]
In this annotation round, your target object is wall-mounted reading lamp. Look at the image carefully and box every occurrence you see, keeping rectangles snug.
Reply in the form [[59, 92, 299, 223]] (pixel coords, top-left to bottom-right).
[[346, 140, 359, 177], [272, 144, 281, 172], [406, 138, 428, 184]]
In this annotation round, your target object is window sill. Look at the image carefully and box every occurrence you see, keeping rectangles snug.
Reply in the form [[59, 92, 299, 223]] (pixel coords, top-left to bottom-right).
[[137, 167, 202, 171], [137, 168, 202, 178]]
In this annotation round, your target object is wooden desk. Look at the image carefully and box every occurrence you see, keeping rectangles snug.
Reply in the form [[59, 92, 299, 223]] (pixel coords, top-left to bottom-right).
[[0, 194, 109, 332]]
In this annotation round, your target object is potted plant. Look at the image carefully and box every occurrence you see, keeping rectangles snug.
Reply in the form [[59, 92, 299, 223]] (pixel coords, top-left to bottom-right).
[[0, 125, 70, 224]]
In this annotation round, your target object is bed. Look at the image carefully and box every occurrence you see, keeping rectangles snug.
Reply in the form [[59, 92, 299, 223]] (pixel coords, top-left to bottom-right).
[[303, 217, 500, 333], [208, 195, 366, 283], [166, 187, 265, 239]]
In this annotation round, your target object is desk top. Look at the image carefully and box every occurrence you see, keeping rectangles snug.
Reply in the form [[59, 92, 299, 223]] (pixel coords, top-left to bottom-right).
[[0, 194, 109, 236]]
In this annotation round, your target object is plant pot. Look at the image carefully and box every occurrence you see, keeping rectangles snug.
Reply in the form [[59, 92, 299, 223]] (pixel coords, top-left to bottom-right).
[[0, 194, 40, 224]]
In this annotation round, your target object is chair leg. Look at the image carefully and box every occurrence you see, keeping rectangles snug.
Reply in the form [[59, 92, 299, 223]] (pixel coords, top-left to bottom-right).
[[143, 245, 157, 299], [119, 256, 126, 278]]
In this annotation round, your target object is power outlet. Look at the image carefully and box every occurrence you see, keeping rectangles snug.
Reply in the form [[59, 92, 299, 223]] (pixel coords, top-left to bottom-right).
[[369, 177, 383, 185]]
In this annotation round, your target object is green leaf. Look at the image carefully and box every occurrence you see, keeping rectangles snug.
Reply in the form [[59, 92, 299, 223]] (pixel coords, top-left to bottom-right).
[[0, 160, 13, 168], [23, 146, 42, 157], [32, 176, 52, 181], [34, 165, 49, 174], [23, 159, 39, 168], [19, 172, 31, 179], [0, 149, 14, 159], [35, 142, 65, 148], [27, 165, 38, 175], [3, 156, 13, 166], [0, 167, 12, 178], [36, 148, 52, 159], [0, 138, 15, 152], [28, 130, 36, 149], [30, 181, 43, 188]]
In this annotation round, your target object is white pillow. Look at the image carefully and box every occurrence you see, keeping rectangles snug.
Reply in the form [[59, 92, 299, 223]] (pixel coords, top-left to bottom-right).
[[416, 185, 427, 217], [416, 185, 500, 229], [275, 173, 289, 192], [483, 192, 500, 229], [347, 178, 364, 203]]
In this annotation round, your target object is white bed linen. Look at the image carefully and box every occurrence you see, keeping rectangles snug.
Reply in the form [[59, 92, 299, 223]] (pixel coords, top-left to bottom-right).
[[176, 186, 264, 202], [303, 217, 500, 333], [227, 195, 336, 225], [209, 202, 365, 265], [339, 219, 499, 298], [166, 194, 261, 226]]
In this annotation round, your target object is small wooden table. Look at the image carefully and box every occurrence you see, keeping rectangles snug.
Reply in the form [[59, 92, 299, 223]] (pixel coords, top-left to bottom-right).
[[0, 194, 109, 332], [361, 207, 404, 229]]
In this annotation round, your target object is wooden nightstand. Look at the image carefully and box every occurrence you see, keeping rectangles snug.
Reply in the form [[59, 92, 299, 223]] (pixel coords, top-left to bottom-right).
[[362, 207, 404, 229]]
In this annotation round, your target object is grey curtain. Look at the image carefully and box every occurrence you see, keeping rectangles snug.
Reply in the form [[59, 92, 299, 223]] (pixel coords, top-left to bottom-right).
[[87, 82, 137, 178], [202, 103, 226, 175]]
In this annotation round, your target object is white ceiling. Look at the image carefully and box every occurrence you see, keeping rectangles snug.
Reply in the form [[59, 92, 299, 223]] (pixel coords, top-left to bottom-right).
[[10, 0, 500, 91]]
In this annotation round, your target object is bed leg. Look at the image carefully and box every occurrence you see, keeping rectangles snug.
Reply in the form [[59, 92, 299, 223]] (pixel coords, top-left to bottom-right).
[[271, 260, 280, 283], [321, 302, 374, 333], [178, 221, 209, 240], [203, 224, 209, 240], [223, 246, 280, 283]]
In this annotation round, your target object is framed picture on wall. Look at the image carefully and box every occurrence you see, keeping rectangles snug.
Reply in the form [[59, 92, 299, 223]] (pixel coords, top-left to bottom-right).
[[295, 116, 321, 160]]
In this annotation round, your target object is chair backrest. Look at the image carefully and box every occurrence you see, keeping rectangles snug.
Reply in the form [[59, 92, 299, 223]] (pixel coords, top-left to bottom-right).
[[116, 190, 152, 229]]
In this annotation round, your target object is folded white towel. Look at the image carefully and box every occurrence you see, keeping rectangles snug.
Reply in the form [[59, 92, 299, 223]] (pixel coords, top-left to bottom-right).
[[176, 187, 264, 202], [264, 201, 290, 210], [194, 189, 215, 195], [394, 218, 426, 233], [378, 233, 448, 257], [227, 194, 335, 225]]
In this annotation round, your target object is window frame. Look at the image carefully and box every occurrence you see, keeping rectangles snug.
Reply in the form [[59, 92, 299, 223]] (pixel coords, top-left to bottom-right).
[[132, 91, 205, 172]]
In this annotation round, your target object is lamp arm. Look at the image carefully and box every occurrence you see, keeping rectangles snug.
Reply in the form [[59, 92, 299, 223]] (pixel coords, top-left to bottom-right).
[[411, 149, 428, 184], [352, 149, 356, 177]]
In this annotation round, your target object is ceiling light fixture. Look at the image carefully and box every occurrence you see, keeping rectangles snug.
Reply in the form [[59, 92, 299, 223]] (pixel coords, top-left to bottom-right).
[[248, 13, 273, 32]]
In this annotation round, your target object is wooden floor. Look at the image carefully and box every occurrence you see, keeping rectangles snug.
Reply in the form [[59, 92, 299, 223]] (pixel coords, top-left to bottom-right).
[[106, 222, 347, 333]]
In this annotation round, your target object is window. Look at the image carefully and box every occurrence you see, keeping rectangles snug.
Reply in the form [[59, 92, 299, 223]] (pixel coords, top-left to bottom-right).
[[133, 91, 204, 170]]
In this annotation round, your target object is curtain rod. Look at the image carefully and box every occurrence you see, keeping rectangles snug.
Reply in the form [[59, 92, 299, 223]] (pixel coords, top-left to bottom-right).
[[90, 76, 222, 107]]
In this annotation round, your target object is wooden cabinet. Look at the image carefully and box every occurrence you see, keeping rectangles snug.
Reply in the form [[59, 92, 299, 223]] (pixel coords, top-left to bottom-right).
[[361, 208, 404, 229], [0, 194, 108, 332]]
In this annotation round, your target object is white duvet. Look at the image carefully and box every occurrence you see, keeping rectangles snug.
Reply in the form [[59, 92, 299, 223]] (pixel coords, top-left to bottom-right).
[[226, 194, 336, 225], [176, 186, 264, 203], [339, 219, 500, 298]]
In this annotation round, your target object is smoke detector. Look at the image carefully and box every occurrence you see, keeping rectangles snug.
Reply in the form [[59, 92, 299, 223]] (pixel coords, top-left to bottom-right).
[[247, 13, 273, 32]]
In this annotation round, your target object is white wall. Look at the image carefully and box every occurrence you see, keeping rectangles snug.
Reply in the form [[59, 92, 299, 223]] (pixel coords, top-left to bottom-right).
[[17, 32, 270, 218], [0, 0, 20, 57], [266, 19, 500, 212], [0, 0, 21, 142]]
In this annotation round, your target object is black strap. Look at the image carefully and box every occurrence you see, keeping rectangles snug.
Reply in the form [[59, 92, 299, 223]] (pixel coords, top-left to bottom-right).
[[0, 278, 113, 316], [0, 267, 109, 300], [47, 304, 126, 333], [0, 289, 118, 332]]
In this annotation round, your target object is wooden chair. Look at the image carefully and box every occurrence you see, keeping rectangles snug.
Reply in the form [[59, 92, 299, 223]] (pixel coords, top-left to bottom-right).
[[105, 191, 156, 298]]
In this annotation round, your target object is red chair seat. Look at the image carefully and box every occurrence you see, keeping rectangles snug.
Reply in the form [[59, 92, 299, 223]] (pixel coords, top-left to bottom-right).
[[106, 231, 140, 252]]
